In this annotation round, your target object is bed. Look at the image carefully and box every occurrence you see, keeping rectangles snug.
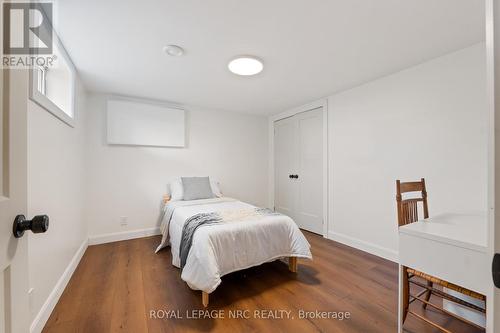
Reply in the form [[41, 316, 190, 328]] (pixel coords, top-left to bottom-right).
[[155, 195, 312, 307]]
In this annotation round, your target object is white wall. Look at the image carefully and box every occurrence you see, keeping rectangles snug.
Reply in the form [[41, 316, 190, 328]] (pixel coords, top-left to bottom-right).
[[27, 79, 88, 325], [25, 40, 486, 331], [85, 95, 268, 237], [327, 43, 487, 260]]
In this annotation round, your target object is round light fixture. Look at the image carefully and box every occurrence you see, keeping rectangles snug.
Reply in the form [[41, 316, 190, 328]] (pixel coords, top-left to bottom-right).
[[163, 45, 184, 57], [228, 56, 263, 76]]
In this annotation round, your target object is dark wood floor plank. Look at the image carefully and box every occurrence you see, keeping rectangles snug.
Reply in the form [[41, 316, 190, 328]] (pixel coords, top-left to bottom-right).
[[43, 232, 484, 333]]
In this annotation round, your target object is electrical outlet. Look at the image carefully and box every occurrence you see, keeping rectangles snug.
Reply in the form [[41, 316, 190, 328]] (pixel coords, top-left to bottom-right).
[[120, 216, 128, 226]]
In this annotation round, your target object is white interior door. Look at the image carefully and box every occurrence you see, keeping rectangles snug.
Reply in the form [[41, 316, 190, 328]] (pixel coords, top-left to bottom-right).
[[274, 116, 298, 220], [0, 67, 30, 333], [295, 108, 324, 234], [274, 107, 324, 234]]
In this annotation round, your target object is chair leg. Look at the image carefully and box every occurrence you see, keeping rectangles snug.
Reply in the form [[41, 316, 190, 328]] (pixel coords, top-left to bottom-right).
[[402, 267, 410, 323], [423, 281, 433, 309]]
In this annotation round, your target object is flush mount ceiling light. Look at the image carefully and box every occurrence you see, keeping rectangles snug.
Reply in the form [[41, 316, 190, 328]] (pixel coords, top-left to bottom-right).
[[228, 56, 263, 76], [163, 45, 184, 57]]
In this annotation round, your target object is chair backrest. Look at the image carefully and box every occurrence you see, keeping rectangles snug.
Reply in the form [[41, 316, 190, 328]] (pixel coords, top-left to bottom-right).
[[396, 178, 429, 227]]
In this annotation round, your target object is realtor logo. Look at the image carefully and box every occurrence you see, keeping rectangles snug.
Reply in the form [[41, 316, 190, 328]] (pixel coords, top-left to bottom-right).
[[2, 1, 52, 55], [2, 1, 55, 68]]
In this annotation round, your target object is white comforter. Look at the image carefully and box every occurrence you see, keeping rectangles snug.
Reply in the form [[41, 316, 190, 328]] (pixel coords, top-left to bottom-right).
[[156, 197, 312, 293]]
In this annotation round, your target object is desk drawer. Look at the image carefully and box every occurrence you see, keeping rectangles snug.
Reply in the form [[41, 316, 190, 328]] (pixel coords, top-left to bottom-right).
[[399, 233, 489, 295]]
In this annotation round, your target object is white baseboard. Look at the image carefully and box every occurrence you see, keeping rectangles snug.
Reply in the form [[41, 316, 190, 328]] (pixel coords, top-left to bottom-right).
[[328, 231, 398, 263], [88, 227, 161, 246], [30, 239, 88, 333]]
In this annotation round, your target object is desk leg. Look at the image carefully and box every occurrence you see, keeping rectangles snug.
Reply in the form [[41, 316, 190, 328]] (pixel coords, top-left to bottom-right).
[[398, 264, 404, 333]]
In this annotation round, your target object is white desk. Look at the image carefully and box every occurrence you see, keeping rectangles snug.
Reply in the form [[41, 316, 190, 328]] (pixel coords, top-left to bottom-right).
[[398, 213, 489, 331]]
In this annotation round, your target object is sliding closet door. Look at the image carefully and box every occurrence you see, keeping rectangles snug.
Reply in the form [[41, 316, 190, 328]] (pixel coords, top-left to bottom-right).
[[274, 116, 299, 220], [295, 108, 323, 234], [274, 107, 324, 234]]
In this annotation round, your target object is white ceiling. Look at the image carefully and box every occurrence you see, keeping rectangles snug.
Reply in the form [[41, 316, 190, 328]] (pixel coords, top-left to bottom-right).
[[55, 0, 485, 115]]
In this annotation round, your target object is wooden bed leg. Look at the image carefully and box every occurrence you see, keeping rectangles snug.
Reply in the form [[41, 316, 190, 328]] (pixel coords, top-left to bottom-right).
[[289, 257, 298, 273], [202, 291, 209, 307]]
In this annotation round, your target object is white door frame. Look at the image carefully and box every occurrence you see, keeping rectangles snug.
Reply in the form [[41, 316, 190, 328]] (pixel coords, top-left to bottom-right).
[[268, 98, 329, 237], [486, 0, 500, 331]]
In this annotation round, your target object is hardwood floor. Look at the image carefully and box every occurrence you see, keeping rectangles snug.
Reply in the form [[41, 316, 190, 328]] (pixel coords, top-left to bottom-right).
[[43, 232, 484, 333]]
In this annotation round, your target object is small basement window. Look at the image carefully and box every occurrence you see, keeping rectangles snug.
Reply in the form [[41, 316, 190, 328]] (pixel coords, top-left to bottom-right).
[[30, 29, 76, 127]]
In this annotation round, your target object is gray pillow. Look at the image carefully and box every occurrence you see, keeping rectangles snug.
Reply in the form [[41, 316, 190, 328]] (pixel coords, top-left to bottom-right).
[[182, 177, 215, 201]]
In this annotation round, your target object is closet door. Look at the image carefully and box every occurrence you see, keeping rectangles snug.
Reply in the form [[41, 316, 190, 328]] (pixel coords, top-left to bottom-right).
[[295, 108, 324, 234], [274, 116, 299, 220], [274, 107, 324, 234]]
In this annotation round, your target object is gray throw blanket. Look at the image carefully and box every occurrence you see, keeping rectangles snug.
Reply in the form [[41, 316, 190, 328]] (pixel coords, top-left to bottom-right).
[[179, 208, 280, 271], [156, 197, 237, 253]]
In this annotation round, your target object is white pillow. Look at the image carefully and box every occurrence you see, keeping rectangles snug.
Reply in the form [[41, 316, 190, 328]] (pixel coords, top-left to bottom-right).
[[169, 179, 184, 201], [210, 180, 222, 197], [168, 177, 222, 201]]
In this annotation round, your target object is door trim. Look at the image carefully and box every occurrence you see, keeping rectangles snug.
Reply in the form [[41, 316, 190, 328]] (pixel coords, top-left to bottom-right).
[[486, 0, 500, 331], [268, 98, 328, 238]]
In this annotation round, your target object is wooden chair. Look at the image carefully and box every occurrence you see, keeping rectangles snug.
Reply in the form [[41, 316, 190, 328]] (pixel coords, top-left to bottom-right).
[[396, 179, 486, 332]]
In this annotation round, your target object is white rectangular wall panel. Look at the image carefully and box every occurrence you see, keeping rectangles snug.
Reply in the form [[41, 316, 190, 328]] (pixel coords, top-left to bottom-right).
[[107, 99, 185, 147]]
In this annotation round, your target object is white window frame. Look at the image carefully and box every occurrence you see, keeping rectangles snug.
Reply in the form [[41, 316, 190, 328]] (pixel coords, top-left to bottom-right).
[[29, 28, 77, 128]]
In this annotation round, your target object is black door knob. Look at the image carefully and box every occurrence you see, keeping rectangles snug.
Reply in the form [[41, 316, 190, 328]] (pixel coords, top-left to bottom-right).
[[493, 253, 500, 288], [13, 215, 49, 238], [293, 175, 299, 179], [289, 174, 293, 179]]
